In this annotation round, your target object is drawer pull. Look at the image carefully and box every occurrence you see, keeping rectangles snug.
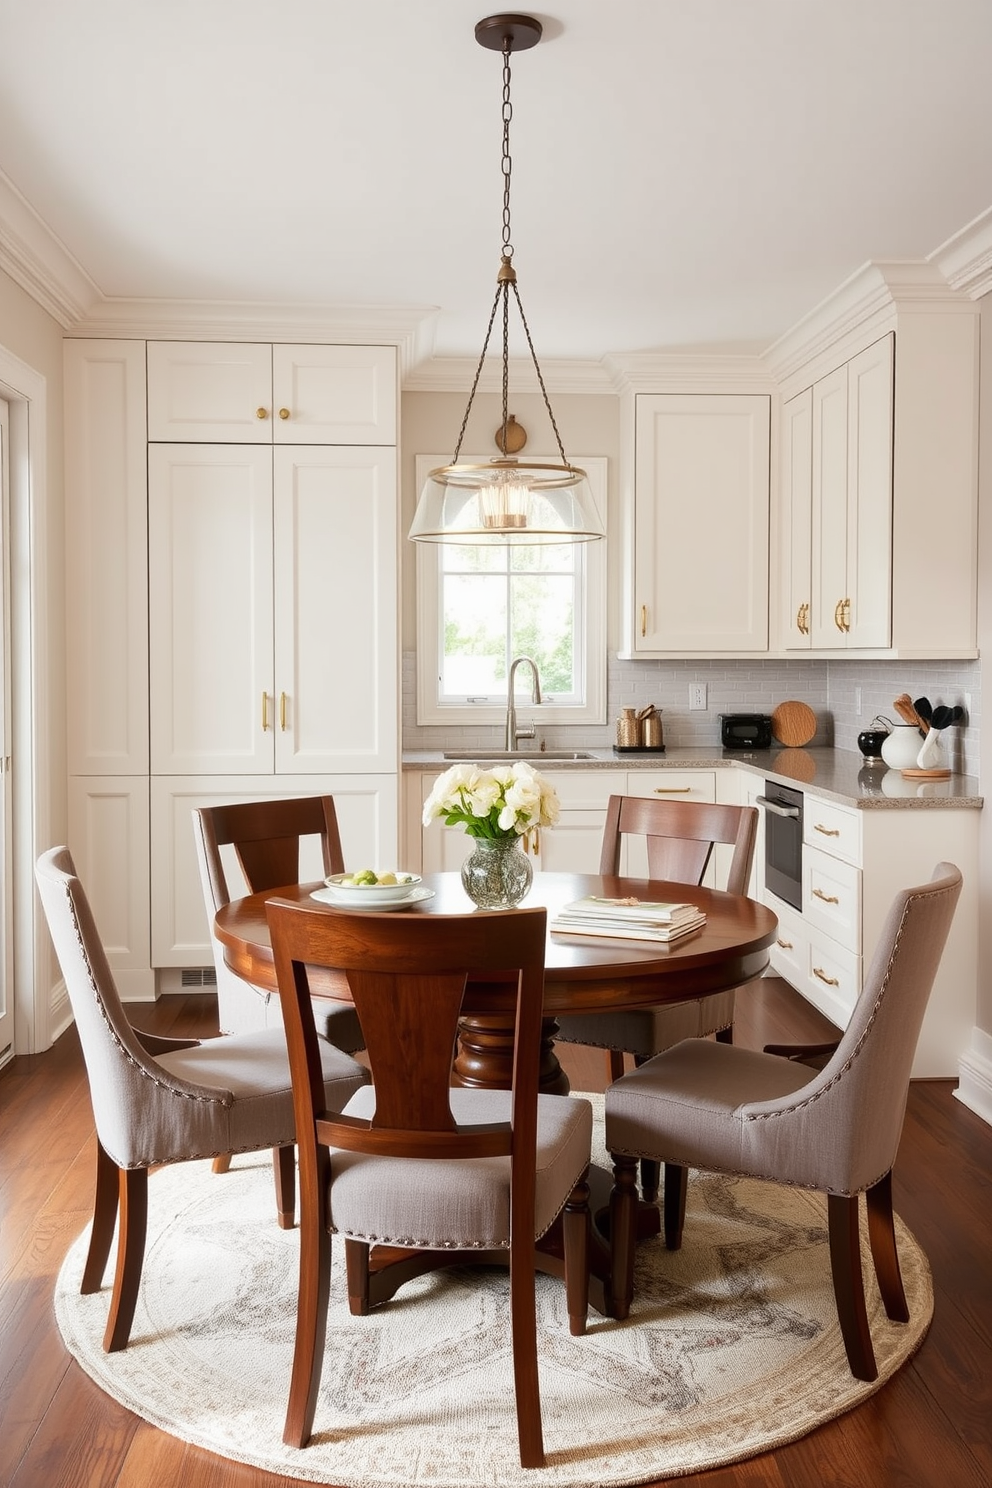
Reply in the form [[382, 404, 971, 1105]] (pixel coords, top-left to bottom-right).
[[813, 966, 840, 987], [812, 888, 840, 904], [776, 937, 794, 950], [813, 823, 841, 837], [653, 786, 692, 794]]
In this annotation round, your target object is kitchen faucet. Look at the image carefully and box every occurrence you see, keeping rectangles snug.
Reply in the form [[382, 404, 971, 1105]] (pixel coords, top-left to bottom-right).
[[505, 656, 542, 752]]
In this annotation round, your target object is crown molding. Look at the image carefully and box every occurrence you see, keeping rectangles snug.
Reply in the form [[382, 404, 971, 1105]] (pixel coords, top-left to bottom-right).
[[402, 354, 617, 395], [0, 168, 100, 327], [604, 351, 774, 395], [928, 205, 992, 300], [762, 259, 974, 386]]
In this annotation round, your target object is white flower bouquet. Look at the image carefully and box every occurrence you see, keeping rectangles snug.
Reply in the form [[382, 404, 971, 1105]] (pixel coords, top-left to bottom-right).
[[422, 761, 561, 841]]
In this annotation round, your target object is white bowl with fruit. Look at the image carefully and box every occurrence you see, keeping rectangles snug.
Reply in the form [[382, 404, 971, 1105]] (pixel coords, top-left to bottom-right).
[[322, 869, 423, 906]]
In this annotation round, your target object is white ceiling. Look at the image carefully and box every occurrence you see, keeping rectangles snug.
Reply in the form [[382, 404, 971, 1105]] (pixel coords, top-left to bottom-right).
[[1, 0, 992, 367]]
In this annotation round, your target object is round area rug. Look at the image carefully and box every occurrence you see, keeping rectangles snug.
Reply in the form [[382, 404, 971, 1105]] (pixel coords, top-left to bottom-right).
[[55, 1099, 931, 1487]]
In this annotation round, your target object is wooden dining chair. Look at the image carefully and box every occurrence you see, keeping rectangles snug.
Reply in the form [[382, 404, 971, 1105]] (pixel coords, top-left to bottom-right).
[[606, 864, 961, 1381], [555, 795, 758, 1196], [34, 847, 370, 1352], [266, 898, 593, 1469], [192, 795, 364, 1053]]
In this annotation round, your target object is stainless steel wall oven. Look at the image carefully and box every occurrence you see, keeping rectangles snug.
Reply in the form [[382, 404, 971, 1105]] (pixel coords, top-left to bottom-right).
[[756, 780, 803, 910]]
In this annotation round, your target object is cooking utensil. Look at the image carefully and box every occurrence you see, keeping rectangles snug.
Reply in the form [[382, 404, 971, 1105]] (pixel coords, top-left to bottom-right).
[[893, 694, 927, 735], [930, 704, 963, 731], [770, 700, 816, 747], [913, 697, 932, 727]]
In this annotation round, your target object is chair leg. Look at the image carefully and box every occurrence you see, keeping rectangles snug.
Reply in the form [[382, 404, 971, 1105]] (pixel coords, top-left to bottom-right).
[[663, 1163, 688, 1250], [81, 1140, 120, 1295], [284, 1149, 333, 1449], [273, 1144, 296, 1230], [212, 1153, 233, 1175], [344, 1238, 371, 1316], [639, 1159, 661, 1204], [509, 1237, 544, 1468], [715, 1025, 733, 1044], [103, 1166, 148, 1353], [827, 1191, 878, 1382], [866, 1170, 909, 1323], [608, 1153, 639, 1320], [562, 1170, 590, 1337], [608, 1049, 625, 1083]]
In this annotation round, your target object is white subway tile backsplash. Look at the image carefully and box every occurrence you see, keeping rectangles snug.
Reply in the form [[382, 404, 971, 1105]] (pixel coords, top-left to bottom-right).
[[403, 653, 981, 777]]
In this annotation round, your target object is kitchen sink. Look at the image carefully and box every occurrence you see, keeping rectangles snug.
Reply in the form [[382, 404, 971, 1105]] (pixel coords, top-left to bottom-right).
[[442, 750, 597, 762]]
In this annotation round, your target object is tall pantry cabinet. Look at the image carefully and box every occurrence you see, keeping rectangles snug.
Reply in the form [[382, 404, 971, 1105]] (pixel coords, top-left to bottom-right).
[[65, 339, 399, 996]]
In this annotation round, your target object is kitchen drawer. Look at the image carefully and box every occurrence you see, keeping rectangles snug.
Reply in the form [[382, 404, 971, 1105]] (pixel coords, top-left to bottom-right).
[[804, 925, 860, 1028], [551, 770, 626, 809], [766, 901, 807, 987], [803, 797, 861, 867], [624, 771, 716, 803], [803, 845, 861, 947]]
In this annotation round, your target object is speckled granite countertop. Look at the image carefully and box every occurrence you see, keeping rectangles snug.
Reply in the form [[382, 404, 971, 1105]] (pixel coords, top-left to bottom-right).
[[402, 746, 983, 810]]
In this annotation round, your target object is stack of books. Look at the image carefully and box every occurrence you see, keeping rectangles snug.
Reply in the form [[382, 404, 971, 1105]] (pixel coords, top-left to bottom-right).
[[549, 894, 706, 943]]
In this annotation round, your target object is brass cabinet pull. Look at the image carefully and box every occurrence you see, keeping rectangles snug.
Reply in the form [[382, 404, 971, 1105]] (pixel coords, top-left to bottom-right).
[[833, 598, 845, 633], [279, 692, 287, 731], [278, 408, 290, 420], [256, 407, 268, 420], [261, 692, 270, 731], [653, 786, 692, 794], [813, 966, 840, 987], [812, 887, 840, 904], [640, 604, 647, 638], [796, 602, 809, 636], [842, 597, 851, 632], [776, 937, 794, 950], [813, 823, 840, 836]]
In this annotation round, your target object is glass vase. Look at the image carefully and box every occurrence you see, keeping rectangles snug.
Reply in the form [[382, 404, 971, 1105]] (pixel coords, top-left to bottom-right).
[[460, 835, 533, 910]]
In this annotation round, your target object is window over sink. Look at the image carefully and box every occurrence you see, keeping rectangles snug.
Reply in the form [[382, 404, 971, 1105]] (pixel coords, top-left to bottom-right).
[[414, 455, 607, 727]]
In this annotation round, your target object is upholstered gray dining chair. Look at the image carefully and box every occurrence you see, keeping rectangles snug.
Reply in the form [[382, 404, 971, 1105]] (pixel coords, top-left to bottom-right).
[[35, 846, 370, 1354], [192, 795, 364, 1053], [606, 862, 962, 1382], [267, 896, 593, 1470]]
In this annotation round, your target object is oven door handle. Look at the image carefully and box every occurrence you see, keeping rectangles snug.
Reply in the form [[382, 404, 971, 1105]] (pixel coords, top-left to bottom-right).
[[755, 795, 801, 818]]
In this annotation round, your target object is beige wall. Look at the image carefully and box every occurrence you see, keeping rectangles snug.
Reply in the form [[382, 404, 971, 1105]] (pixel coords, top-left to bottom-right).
[[400, 388, 621, 648], [977, 294, 992, 1040]]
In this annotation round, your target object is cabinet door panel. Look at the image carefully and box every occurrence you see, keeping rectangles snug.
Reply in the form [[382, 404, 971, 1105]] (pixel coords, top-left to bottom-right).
[[634, 395, 769, 653], [65, 341, 150, 774], [68, 777, 153, 1000], [810, 367, 848, 648], [147, 342, 273, 442], [273, 447, 397, 773], [149, 445, 274, 773], [846, 336, 893, 647], [272, 345, 396, 444], [782, 388, 812, 651]]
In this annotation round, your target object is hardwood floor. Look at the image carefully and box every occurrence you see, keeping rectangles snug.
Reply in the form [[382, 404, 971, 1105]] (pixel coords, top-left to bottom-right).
[[1, 981, 990, 1487]]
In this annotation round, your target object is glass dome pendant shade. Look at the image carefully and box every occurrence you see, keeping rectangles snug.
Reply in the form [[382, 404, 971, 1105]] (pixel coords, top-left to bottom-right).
[[408, 14, 605, 548]]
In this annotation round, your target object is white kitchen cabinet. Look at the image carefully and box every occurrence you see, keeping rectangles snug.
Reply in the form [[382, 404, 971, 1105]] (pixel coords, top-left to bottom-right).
[[150, 774, 398, 967], [626, 394, 770, 655], [147, 341, 396, 445], [621, 770, 718, 880], [64, 340, 149, 775], [148, 443, 397, 776], [780, 306, 979, 658], [67, 776, 153, 1000]]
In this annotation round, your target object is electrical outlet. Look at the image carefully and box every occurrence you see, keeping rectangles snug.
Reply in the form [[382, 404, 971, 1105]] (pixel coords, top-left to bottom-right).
[[689, 682, 707, 711], [855, 686, 862, 716]]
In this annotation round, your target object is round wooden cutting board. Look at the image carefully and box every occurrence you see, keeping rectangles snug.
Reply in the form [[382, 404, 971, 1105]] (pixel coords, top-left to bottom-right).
[[771, 700, 817, 747]]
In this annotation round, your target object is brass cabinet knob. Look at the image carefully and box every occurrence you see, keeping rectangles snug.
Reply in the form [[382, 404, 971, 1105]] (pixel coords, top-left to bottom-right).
[[278, 408, 290, 420], [256, 408, 268, 420]]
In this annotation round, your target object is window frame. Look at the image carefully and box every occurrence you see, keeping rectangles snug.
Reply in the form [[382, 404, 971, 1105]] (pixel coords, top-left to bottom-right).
[[414, 453, 607, 726]]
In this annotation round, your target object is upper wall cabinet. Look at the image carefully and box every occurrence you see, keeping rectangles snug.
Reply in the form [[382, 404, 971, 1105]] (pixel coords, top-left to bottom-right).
[[624, 394, 771, 656], [147, 341, 397, 445], [779, 306, 979, 657]]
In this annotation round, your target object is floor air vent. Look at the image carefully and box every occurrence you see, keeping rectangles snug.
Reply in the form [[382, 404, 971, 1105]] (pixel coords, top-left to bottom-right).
[[180, 968, 217, 988]]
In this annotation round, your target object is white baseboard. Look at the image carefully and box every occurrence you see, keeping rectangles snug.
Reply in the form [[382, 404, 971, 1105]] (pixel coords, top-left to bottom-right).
[[955, 1026, 992, 1128]]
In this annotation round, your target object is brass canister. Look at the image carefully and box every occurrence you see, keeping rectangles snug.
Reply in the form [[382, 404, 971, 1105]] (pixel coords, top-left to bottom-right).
[[616, 708, 640, 748], [643, 710, 664, 749]]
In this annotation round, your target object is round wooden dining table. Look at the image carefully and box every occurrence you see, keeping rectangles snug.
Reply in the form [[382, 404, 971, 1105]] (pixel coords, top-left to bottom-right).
[[214, 869, 779, 1095], [214, 870, 777, 1317]]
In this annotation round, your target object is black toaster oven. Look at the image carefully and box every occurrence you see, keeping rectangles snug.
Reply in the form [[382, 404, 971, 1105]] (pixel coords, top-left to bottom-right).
[[720, 713, 773, 750]]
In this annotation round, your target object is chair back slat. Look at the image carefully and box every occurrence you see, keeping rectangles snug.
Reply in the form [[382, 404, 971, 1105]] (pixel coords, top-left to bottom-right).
[[599, 794, 758, 895], [266, 901, 546, 1174], [194, 796, 344, 908]]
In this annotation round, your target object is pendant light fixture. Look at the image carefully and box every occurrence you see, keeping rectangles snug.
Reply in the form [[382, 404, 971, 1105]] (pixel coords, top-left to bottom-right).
[[409, 13, 605, 547]]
